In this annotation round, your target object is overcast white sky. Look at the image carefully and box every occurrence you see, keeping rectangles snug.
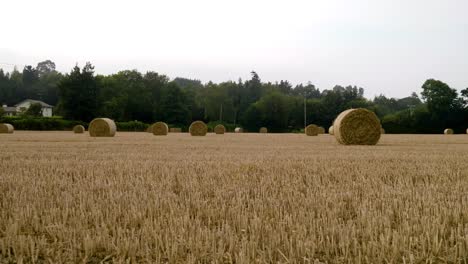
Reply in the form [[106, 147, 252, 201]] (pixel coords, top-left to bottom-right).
[[1, 0, 467, 98]]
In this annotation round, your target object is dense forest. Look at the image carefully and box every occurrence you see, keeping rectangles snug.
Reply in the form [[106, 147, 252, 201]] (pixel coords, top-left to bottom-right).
[[1, 60, 467, 133]]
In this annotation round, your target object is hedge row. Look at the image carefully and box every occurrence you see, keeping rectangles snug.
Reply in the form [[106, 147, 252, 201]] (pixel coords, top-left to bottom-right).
[[0, 117, 152, 132], [0, 117, 246, 133], [0, 117, 86, 131]]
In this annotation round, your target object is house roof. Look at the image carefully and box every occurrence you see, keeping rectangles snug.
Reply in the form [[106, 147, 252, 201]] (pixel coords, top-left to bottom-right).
[[2, 107, 17, 113], [15, 99, 53, 108]]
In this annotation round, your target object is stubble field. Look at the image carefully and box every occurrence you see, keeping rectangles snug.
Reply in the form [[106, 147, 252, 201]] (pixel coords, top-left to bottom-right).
[[0, 131, 467, 263]]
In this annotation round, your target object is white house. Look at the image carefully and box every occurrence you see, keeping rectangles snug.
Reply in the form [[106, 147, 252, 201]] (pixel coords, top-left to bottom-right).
[[1, 105, 17, 116], [1, 99, 54, 117]]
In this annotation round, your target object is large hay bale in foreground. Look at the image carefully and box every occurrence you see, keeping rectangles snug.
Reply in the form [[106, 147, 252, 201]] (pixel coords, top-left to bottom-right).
[[235, 127, 243, 133], [259, 127, 268, 133], [214, 124, 225, 134], [89, 118, 116, 137], [329, 126, 334, 135], [189, 121, 208, 136], [170, 128, 182, 133], [152, 122, 169, 136], [333, 108, 381, 145], [0, 123, 14, 134], [305, 124, 319, 136], [317, 127, 325, 134], [73, 125, 85, 134], [444, 128, 454, 135]]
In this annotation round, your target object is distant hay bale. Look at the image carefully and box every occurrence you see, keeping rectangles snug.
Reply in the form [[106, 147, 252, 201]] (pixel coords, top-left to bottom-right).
[[259, 127, 268, 133], [0, 123, 14, 134], [146, 124, 154, 133], [214, 124, 225, 134], [235, 127, 243, 133], [152, 122, 168, 136], [73, 125, 85, 134], [444, 128, 454, 135], [189, 121, 207, 136], [329, 126, 334, 135], [317, 127, 325, 134], [381, 128, 385, 134], [333, 108, 381, 145], [305, 124, 319, 136], [170, 127, 182, 133], [89, 118, 116, 137]]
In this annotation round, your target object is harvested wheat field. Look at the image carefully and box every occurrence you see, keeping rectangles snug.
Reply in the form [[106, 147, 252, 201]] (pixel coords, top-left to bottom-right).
[[0, 131, 468, 263]]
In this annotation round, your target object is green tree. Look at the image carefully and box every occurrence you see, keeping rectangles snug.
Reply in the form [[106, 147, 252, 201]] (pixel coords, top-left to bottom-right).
[[160, 82, 190, 126], [111, 70, 152, 122], [243, 104, 263, 132], [144, 72, 169, 121], [421, 79, 459, 115], [25, 103, 43, 117], [253, 92, 292, 132], [461, 88, 468, 106], [58, 63, 99, 121], [36, 60, 56, 77]]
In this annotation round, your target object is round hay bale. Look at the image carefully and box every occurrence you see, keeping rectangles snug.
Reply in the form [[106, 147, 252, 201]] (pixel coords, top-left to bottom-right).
[[259, 127, 268, 133], [73, 125, 85, 134], [235, 127, 243, 133], [380, 128, 385, 134], [152, 122, 168, 136], [444, 128, 454, 135], [189, 121, 208, 136], [89, 118, 116, 137], [333, 108, 381, 145], [214, 124, 225, 134], [317, 127, 325, 134], [0, 123, 14, 134], [329, 126, 334, 135], [305, 124, 319, 136]]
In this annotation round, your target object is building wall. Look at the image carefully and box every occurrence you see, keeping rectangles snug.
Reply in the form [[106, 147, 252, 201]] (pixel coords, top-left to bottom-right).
[[42, 108, 53, 117]]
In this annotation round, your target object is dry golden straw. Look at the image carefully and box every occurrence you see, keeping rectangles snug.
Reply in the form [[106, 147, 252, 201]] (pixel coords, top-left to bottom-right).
[[170, 128, 182, 133], [0, 123, 14, 134], [259, 127, 268, 133], [235, 127, 243, 133], [329, 126, 334, 135], [189, 121, 208, 136], [0, 132, 468, 262], [152, 122, 169, 136], [305, 124, 319, 136], [317, 127, 325, 134], [381, 128, 385, 134], [73, 125, 85, 134], [444, 128, 454, 135], [214, 124, 225, 134], [333, 108, 381, 145], [89, 118, 116, 137]]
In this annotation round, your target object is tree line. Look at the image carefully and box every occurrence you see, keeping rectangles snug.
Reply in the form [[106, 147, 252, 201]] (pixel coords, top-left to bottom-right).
[[1, 60, 467, 133]]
